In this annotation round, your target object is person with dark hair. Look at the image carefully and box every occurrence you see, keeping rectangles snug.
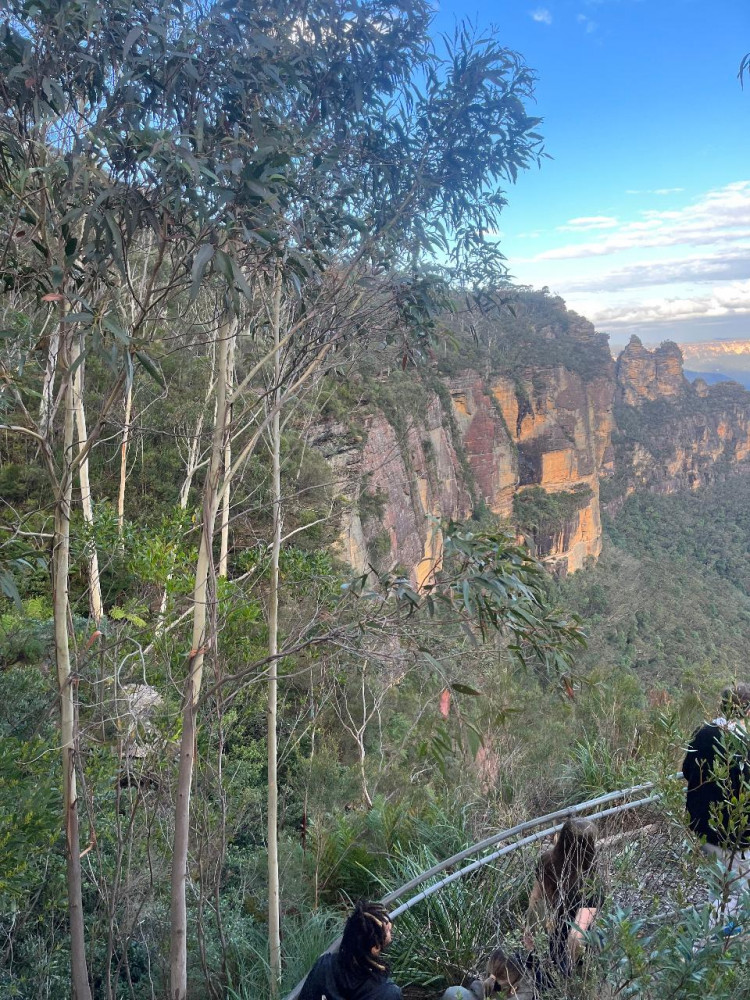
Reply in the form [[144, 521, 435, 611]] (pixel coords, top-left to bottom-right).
[[299, 901, 401, 1000], [683, 682, 750, 926], [523, 819, 603, 977]]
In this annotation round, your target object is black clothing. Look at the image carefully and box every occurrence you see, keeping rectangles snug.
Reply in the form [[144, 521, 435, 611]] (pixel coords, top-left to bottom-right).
[[541, 865, 604, 975], [299, 952, 402, 1000], [683, 720, 750, 848]]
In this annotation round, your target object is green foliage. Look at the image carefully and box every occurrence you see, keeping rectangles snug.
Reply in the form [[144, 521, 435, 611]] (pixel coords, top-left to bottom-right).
[[595, 893, 749, 999], [435, 288, 612, 383], [358, 486, 389, 527], [0, 597, 54, 665], [513, 484, 593, 536], [411, 521, 587, 681], [388, 849, 511, 989], [562, 735, 640, 801], [0, 737, 59, 897], [554, 478, 750, 686], [0, 462, 48, 503], [607, 479, 750, 597], [225, 908, 344, 1000]]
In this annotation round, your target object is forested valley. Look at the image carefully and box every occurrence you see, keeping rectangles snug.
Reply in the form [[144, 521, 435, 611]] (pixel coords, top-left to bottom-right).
[[1, 3, 749, 999]]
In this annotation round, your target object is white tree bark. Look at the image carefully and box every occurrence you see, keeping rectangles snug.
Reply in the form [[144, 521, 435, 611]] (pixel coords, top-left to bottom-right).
[[116, 379, 133, 538], [169, 317, 233, 1000], [53, 320, 93, 1000], [267, 271, 283, 996], [219, 329, 236, 578], [39, 323, 60, 440], [71, 336, 103, 623]]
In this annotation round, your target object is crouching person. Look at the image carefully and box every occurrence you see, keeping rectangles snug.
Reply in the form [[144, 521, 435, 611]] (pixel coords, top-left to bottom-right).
[[300, 900, 401, 1000], [441, 948, 530, 999], [523, 819, 603, 976]]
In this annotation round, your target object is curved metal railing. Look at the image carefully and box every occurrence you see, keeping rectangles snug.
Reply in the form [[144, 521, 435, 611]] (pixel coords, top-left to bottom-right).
[[284, 776, 682, 1000]]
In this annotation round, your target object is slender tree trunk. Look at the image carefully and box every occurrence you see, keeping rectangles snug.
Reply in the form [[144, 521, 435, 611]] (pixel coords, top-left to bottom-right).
[[157, 367, 216, 625], [117, 379, 133, 538], [39, 323, 60, 439], [53, 320, 93, 1000], [71, 337, 103, 623], [178, 409, 205, 511], [358, 670, 373, 808], [268, 272, 283, 996], [218, 330, 236, 578], [169, 318, 233, 1000]]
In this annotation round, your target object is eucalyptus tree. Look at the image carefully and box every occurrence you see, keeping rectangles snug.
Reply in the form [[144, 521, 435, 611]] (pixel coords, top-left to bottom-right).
[[1, 0, 550, 996], [0, 3, 302, 995]]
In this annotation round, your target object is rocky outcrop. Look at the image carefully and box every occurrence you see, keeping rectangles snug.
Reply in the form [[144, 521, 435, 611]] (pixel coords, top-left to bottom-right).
[[616, 336, 684, 405], [338, 397, 473, 589], [332, 298, 750, 586], [610, 340, 750, 497], [489, 367, 613, 573], [338, 359, 614, 582]]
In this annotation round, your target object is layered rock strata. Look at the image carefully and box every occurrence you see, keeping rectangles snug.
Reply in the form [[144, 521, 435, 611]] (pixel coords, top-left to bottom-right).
[[616, 336, 684, 405], [333, 309, 750, 586], [338, 361, 614, 583], [614, 340, 750, 495]]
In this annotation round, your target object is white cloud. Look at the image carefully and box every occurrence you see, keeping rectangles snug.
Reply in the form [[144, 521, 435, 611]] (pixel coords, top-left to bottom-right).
[[530, 181, 750, 262], [566, 249, 750, 292], [579, 280, 750, 328], [576, 13, 597, 33], [530, 8, 553, 24], [558, 215, 619, 232]]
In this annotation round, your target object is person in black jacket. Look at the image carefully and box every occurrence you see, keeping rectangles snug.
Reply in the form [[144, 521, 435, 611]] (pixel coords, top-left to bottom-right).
[[683, 682, 750, 925], [299, 901, 401, 1000]]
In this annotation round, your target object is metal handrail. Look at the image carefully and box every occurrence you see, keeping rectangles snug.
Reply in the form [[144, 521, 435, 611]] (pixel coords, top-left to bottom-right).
[[388, 791, 662, 918], [381, 780, 658, 905], [283, 777, 680, 1000]]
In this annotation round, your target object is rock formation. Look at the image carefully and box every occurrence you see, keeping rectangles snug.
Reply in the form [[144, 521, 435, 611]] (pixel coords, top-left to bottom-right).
[[336, 296, 615, 581], [329, 297, 750, 585], [616, 335, 684, 405], [613, 339, 750, 495]]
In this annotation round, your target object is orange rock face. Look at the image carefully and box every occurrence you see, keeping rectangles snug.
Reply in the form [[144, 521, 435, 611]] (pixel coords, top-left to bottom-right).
[[616, 335, 685, 405], [612, 339, 750, 495], [338, 357, 615, 584], [337, 397, 473, 587], [336, 321, 750, 586]]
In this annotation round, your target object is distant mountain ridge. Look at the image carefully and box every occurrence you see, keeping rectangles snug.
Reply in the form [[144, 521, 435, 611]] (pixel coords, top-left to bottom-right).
[[684, 369, 750, 389], [678, 339, 750, 389], [679, 339, 750, 360]]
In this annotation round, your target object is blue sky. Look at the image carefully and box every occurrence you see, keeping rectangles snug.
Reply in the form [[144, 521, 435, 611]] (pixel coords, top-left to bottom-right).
[[435, 0, 750, 345]]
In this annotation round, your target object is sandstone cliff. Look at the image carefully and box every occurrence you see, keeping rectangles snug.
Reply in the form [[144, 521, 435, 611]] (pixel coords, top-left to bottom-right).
[[337, 293, 615, 582], [612, 338, 750, 496], [331, 294, 750, 586], [615, 336, 684, 405]]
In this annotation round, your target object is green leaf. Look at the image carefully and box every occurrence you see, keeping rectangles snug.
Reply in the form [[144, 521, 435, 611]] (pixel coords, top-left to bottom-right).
[[110, 606, 148, 627], [123, 25, 143, 58], [135, 351, 166, 389], [230, 257, 253, 302], [190, 244, 215, 302], [102, 315, 130, 345], [0, 567, 22, 608], [450, 682, 482, 697]]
